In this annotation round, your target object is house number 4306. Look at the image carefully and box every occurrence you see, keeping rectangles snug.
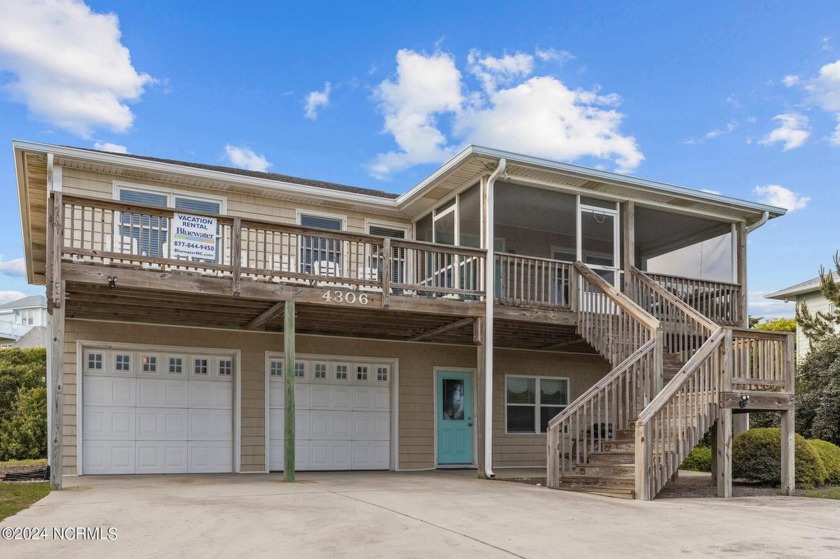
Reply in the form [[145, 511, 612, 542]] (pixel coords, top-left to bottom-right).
[[322, 290, 370, 305]]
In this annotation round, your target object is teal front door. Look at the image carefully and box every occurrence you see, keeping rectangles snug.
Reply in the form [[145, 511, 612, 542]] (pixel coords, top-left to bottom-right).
[[436, 371, 474, 465]]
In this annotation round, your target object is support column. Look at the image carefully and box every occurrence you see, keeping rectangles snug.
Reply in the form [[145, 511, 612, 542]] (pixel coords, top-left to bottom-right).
[[622, 200, 635, 293], [49, 281, 65, 490], [283, 300, 296, 482], [717, 329, 733, 497], [780, 410, 795, 495], [734, 220, 750, 436]]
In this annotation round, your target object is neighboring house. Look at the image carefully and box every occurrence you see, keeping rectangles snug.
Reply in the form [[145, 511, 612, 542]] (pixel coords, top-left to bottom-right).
[[0, 294, 47, 346], [14, 141, 795, 500], [767, 273, 840, 361]]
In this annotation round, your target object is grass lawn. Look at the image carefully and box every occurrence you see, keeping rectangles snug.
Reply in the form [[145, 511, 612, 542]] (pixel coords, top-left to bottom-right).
[[0, 459, 47, 469], [799, 485, 840, 500], [0, 483, 50, 522]]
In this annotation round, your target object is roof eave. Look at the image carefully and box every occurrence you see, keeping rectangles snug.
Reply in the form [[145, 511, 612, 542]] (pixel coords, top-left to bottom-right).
[[12, 140, 399, 209]]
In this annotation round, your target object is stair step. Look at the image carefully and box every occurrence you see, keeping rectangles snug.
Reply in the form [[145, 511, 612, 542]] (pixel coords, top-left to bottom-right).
[[555, 473, 636, 491], [574, 464, 635, 477], [549, 484, 635, 499], [602, 441, 635, 452], [587, 451, 634, 465]]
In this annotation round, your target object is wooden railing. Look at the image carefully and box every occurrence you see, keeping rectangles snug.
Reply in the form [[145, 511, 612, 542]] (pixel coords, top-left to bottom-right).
[[60, 194, 486, 300], [635, 327, 727, 500], [495, 254, 573, 309], [730, 329, 794, 391], [575, 262, 661, 368], [644, 272, 741, 326], [628, 267, 717, 362], [547, 339, 657, 486], [546, 262, 662, 488]]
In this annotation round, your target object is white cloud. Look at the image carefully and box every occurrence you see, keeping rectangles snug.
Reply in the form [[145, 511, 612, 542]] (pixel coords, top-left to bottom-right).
[[369, 48, 643, 178], [0, 257, 26, 277], [807, 59, 840, 113], [369, 49, 464, 178], [93, 141, 128, 154], [782, 75, 799, 87], [0, 290, 27, 304], [535, 48, 574, 64], [758, 113, 810, 151], [831, 117, 840, 146], [304, 82, 331, 120], [467, 50, 534, 92], [753, 184, 811, 212], [0, 0, 153, 137], [224, 145, 271, 172], [748, 291, 795, 319]]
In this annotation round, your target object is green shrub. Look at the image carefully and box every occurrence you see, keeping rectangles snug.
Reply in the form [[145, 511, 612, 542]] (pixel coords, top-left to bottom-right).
[[681, 445, 712, 472], [0, 348, 47, 461], [733, 428, 827, 488], [808, 439, 840, 484]]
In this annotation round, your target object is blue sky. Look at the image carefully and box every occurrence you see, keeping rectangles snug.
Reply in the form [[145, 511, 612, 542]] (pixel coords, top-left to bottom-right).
[[1, 0, 838, 317]]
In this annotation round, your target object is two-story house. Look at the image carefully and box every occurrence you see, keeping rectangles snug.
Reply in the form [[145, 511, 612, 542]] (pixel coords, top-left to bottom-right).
[[0, 294, 47, 346], [767, 273, 840, 361], [14, 140, 796, 500]]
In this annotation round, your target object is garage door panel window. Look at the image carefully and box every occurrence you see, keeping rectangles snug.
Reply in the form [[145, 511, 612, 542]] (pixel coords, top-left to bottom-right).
[[313, 362, 328, 380], [294, 362, 305, 379], [141, 355, 159, 374], [219, 359, 233, 376], [87, 352, 104, 372], [335, 364, 348, 380], [193, 358, 208, 376], [115, 353, 132, 372], [269, 359, 283, 377], [505, 375, 569, 434], [168, 356, 184, 375]]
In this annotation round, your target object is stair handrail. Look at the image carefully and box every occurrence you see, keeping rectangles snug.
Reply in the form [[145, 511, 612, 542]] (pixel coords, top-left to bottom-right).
[[629, 267, 717, 333], [634, 327, 728, 500], [547, 338, 657, 487], [573, 263, 662, 373]]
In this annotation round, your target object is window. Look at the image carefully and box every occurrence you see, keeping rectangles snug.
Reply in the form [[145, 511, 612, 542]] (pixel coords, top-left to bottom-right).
[[194, 358, 208, 375], [299, 213, 344, 274], [116, 185, 223, 260], [356, 365, 369, 381], [505, 376, 569, 434], [219, 359, 233, 376], [115, 354, 131, 372], [168, 357, 183, 374], [376, 366, 389, 382], [87, 352, 103, 371], [314, 363, 327, 379], [141, 355, 158, 373], [335, 364, 348, 380], [294, 362, 305, 378], [269, 360, 283, 377]]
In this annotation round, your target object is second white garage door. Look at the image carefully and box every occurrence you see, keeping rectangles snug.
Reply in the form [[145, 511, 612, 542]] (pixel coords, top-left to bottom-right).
[[268, 356, 392, 471]]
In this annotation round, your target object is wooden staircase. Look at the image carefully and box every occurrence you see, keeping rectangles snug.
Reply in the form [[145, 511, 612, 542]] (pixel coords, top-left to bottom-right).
[[547, 264, 795, 500]]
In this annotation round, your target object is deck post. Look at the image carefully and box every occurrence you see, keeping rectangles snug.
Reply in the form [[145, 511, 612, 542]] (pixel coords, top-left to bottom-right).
[[283, 300, 296, 482], [48, 281, 65, 490], [621, 200, 635, 293], [780, 332, 795, 495], [716, 329, 733, 497]]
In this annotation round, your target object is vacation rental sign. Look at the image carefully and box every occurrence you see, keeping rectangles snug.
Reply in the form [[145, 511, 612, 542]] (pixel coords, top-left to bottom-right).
[[171, 212, 217, 260]]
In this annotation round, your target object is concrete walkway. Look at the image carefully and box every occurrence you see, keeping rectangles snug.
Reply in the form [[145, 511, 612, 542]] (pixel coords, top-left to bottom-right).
[[2, 471, 839, 558]]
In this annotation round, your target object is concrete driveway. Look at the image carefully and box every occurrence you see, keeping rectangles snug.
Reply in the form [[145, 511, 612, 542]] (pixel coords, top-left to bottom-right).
[[2, 471, 839, 558]]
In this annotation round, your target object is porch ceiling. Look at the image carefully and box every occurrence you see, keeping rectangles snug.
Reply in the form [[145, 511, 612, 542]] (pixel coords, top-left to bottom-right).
[[63, 282, 594, 353]]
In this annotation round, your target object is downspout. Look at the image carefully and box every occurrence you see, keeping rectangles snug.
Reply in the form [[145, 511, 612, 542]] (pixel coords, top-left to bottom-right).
[[746, 211, 769, 234], [483, 158, 506, 479]]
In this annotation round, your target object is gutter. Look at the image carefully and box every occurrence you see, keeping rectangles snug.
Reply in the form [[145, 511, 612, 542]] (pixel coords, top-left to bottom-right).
[[746, 210, 769, 234], [483, 157, 506, 480]]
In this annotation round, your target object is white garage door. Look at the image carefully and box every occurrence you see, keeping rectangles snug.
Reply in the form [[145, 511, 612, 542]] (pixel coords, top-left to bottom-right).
[[268, 356, 391, 471], [82, 347, 234, 474]]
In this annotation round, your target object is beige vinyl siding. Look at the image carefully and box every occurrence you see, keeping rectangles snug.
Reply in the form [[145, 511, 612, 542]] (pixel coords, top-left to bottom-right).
[[492, 350, 609, 468], [63, 318, 609, 474], [60, 168, 411, 233]]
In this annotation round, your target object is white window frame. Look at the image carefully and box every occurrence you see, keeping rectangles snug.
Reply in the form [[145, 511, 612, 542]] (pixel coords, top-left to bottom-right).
[[297, 209, 348, 275], [577, 197, 621, 288], [504, 374, 570, 435], [113, 181, 228, 214]]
